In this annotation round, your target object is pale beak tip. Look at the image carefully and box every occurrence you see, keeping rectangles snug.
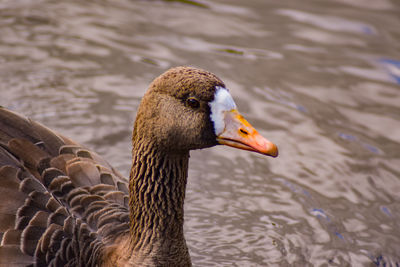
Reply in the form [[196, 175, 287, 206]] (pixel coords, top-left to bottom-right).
[[261, 142, 278, 157], [269, 144, 279, 157]]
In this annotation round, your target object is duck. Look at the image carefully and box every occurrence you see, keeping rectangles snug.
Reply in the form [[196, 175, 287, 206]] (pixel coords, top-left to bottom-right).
[[0, 66, 278, 267]]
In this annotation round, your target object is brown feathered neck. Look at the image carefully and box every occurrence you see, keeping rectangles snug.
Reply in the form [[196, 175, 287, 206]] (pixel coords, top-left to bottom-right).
[[125, 66, 225, 265], [128, 137, 191, 265]]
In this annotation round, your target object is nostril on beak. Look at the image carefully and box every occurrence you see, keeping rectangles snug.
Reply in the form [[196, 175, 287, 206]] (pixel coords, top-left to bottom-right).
[[239, 128, 248, 135]]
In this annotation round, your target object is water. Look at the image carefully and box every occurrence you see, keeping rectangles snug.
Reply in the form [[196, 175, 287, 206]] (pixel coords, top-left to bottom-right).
[[1, 0, 399, 265]]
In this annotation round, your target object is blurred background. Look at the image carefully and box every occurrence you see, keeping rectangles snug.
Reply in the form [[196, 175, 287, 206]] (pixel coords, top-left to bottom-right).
[[1, 0, 399, 265]]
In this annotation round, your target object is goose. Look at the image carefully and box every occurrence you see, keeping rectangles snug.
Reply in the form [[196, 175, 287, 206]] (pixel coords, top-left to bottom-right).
[[0, 66, 278, 266]]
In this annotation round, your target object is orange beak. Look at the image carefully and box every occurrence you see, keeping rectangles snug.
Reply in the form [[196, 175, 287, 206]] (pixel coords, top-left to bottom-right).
[[216, 110, 278, 157]]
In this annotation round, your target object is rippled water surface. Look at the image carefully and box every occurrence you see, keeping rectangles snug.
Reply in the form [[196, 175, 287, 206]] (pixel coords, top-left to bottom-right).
[[1, 0, 400, 265]]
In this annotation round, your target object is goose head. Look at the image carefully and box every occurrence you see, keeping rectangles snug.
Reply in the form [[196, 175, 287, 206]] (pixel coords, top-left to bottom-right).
[[132, 66, 278, 157]]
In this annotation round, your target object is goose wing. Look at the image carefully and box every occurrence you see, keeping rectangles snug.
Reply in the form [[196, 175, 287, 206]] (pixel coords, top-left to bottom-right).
[[0, 108, 130, 266]]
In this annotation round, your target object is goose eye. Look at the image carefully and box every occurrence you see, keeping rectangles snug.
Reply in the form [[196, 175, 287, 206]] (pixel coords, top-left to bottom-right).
[[186, 97, 200, 109]]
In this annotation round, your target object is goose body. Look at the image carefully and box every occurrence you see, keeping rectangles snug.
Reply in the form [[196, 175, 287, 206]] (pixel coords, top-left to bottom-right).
[[0, 67, 277, 266]]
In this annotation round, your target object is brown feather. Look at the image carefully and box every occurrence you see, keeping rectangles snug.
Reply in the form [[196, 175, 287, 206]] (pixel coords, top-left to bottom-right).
[[67, 160, 101, 187], [8, 138, 48, 171], [1, 229, 22, 246]]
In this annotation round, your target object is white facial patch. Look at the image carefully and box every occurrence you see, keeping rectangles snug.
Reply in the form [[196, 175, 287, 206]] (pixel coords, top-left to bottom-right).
[[209, 86, 237, 135]]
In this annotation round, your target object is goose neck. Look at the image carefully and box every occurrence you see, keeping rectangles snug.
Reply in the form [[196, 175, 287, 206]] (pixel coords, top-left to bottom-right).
[[128, 141, 190, 262]]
